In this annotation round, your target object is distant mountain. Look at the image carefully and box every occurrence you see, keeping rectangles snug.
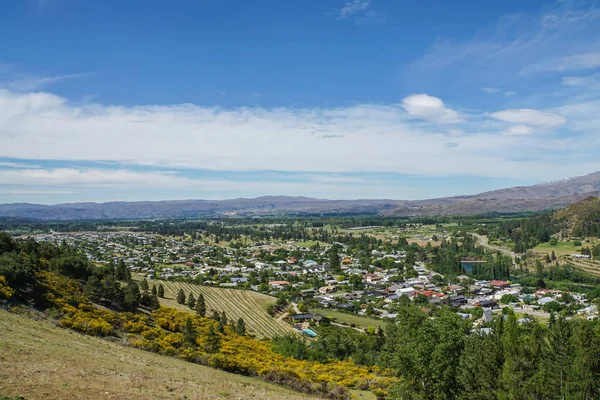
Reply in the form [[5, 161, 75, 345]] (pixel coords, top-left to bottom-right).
[[1, 172, 599, 220]]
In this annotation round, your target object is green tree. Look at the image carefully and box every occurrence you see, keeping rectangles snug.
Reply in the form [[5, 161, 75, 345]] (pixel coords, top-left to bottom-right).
[[115, 260, 130, 281], [413, 293, 429, 305], [329, 245, 341, 273], [157, 283, 165, 298], [235, 317, 246, 335], [123, 279, 141, 311], [183, 317, 196, 346], [187, 292, 196, 309], [195, 293, 206, 317], [205, 324, 221, 353], [140, 279, 149, 293], [458, 317, 504, 400], [176, 288, 186, 305], [151, 284, 157, 296], [568, 321, 600, 398]]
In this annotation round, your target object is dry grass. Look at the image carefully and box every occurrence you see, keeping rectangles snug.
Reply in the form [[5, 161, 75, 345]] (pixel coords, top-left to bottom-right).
[[0, 309, 320, 400]]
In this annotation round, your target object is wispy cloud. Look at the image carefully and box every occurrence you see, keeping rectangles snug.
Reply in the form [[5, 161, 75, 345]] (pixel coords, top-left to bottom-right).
[[2, 73, 91, 92], [410, 1, 600, 88], [522, 52, 600, 74], [489, 109, 566, 127], [337, 0, 382, 24]]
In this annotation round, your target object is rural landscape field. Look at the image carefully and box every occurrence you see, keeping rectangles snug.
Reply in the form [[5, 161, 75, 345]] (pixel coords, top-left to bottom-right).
[[3, 0, 600, 399]]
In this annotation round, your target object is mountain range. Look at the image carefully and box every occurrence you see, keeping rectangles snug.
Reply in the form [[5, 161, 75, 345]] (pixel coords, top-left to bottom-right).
[[1, 171, 599, 220]]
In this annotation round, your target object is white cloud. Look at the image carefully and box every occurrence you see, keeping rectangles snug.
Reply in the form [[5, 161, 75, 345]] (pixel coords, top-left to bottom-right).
[[504, 91, 517, 96], [525, 52, 600, 74], [501, 125, 534, 136], [0, 89, 597, 181], [482, 87, 501, 93], [489, 108, 566, 127], [1, 73, 90, 92], [411, 1, 600, 87], [337, 0, 382, 24], [339, 0, 369, 18], [400, 94, 461, 124]]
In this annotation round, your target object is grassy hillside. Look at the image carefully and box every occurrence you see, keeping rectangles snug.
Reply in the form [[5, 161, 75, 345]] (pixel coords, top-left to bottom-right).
[[153, 279, 294, 338], [553, 196, 600, 237], [0, 309, 317, 400]]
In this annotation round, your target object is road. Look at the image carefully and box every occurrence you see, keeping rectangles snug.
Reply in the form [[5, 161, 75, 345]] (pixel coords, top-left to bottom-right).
[[473, 234, 518, 259]]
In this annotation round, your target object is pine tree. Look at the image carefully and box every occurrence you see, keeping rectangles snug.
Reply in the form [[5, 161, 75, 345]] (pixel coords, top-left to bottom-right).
[[157, 283, 165, 298], [140, 279, 149, 293], [177, 288, 186, 305], [329, 245, 341, 273], [151, 284, 157, 296], [187, 292, 196, 309], [221, 311, 228, 326], [115, 260, 129, 281], [206, 324, 220, 353], [183, 317, 196, 346], [195, 293, 206, 317], [123, 279, 141, 311], [568, 321, 600, 398], [148, 294, 160, 310], [235, 317, 246, 335]]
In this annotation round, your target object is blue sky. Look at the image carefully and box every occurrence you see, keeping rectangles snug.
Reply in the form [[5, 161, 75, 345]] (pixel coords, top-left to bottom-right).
[[1, 0, 600, 204]]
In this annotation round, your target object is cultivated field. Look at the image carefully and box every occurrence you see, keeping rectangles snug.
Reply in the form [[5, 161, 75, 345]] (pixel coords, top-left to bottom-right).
[[533, 241, 583, 255], [313, 308, 387, 329], [568, 258, 600, 277], [0, 309, 317, 400], [155, 280, 294, 338]]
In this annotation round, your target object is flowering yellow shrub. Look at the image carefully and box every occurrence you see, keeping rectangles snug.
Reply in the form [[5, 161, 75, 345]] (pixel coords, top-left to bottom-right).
[[0, 276, 14, 299], [60, 311, 113, 336], [32, 271, 393, 396]]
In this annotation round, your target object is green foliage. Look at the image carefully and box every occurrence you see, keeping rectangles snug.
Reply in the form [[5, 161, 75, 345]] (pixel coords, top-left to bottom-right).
[[176, 288, 186, 305], [115, 259, 130, 281], [500, 294, 519, 304], [157, 283, 165, 298], [123, 279, 141, 311], [195, 293, 206, 317], [187, 292, 196, 309], [235, 317, 246, 335]]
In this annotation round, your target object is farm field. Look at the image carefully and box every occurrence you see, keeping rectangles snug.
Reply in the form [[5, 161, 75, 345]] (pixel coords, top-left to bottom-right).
[[568, 258, 600, 277], [0, 309, 317, 400], [533, 241, 583, 255], [153, 279, 294, 338], [313, 308, 387, 329]]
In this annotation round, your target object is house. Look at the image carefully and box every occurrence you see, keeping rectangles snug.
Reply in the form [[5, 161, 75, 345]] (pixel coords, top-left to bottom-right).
[[571, 254, 591, 259], [364, 273, 383, 283], [396, 287, 416, 297], [450, 295, 468, 307], [489, 280, 510, 290], [268, 280, 290, 287], [476, 299, 499, 310], [289, 313, 315, 321], [318, 285, 337, 294], [538, 297, 556, 306]]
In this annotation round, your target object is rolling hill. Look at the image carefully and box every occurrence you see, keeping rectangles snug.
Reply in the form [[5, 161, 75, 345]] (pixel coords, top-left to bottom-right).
[[0, 171, 599, 220], [0, 309, 318, 400]]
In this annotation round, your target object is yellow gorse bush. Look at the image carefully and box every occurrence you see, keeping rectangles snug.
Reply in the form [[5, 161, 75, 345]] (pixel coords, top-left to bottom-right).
[[35, 271, 393, 393], [0, 276, 14, 299]]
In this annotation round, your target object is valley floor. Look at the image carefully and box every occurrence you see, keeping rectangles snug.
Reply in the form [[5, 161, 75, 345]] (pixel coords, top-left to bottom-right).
[[0, 309, 320, 400]]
